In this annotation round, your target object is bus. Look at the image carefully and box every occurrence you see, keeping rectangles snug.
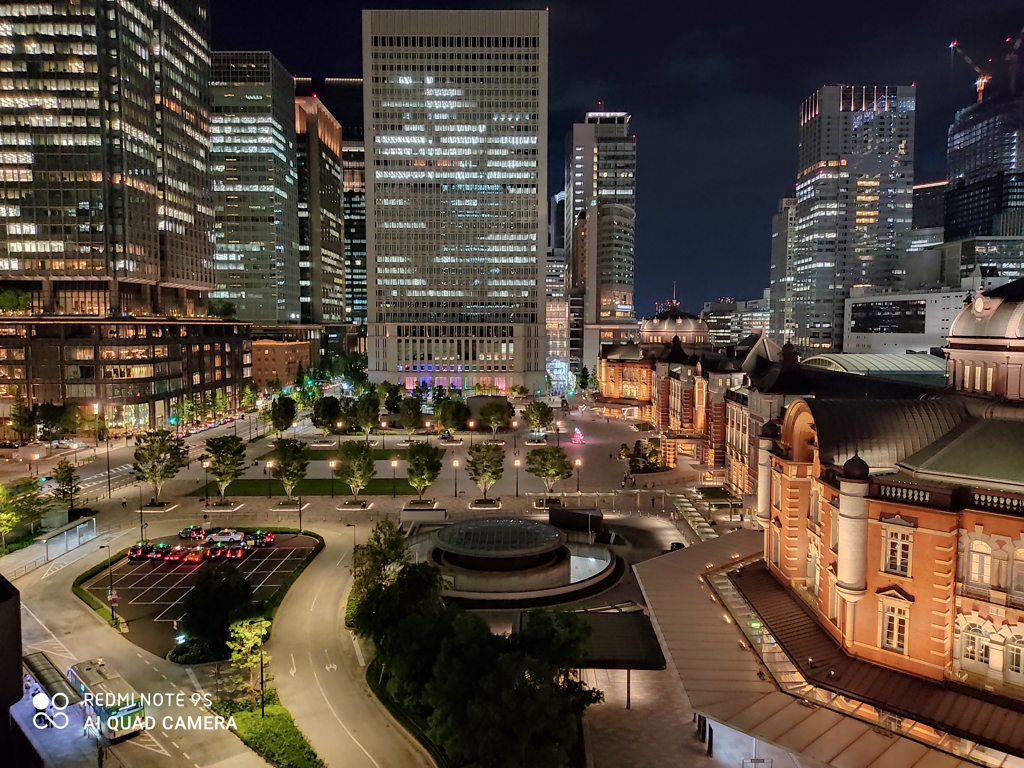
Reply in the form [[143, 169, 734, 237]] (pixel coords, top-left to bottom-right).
[[67, 659, 146, 740]]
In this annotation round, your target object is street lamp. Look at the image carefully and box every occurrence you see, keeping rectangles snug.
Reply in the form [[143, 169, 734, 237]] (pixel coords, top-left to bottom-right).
[[99, 545, 116, 628], [329, 460, 337, 498], [467, 420, 475, 447], [575, 458, 582, 495], [345, 523, 356, 559], [556, 420, 563, 447], [452, 458, 459, 498], [380, 420, 387, 449], [391, 458, 398, 498], [514, 458, 520, 497], [336, 421, 343, 449], [511, 420, 518, 452], [202, 460, 211, 504], [265, 460, 274, 498]]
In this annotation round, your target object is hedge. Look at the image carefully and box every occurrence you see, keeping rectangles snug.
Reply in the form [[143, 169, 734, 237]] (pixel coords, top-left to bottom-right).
[[212, 701, 325, 768], [72, 547, 130, 627], [366, 659, 451, 768]]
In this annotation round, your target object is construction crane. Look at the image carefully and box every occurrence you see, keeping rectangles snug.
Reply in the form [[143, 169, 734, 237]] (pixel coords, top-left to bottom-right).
[[950, 40, 992, 102], [1006, 24, 1024, 94]]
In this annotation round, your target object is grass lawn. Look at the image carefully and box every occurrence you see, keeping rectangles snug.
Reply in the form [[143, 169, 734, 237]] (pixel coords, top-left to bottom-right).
[[192, 477, 417, 497], [256, 447, 421, 462], [215, 703, 325, 768]]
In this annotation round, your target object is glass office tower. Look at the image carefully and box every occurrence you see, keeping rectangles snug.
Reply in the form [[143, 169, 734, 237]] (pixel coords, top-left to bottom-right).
[[362, 10, 548, 392]]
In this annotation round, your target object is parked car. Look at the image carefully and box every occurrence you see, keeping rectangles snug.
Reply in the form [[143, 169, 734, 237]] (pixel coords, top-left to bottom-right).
[[128, 542, 154, 561], [147, 542, 172, 561], [226, 543, 248, 560], [244, 530, 275, 547], [203, 543, 229, 560], [163, 545, 189, 563], [183, 547, 205, 563], [179, 524, 210, 540], [206, 528, 244, 544]]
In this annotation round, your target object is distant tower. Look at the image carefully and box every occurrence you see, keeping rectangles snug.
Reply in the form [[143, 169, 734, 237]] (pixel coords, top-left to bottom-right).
[[564, 111, 637, 371], [792, 85, 915, 352]]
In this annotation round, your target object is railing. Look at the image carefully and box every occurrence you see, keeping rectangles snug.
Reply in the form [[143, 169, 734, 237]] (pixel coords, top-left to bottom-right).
[[970, 490, 1024, 516]]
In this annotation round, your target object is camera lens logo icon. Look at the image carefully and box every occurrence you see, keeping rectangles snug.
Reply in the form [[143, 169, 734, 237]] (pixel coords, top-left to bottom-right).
[[32, 691, 70, 730]]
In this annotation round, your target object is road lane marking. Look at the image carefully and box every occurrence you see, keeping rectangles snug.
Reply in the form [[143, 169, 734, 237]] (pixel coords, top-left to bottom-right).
[[21, 603, 75, 659], [350, 631, 365, 667], [289, 654, 297, 677], [309, 654, 382, 768], [310, 584, 323, 612], [186, 667, 205, 695], [324, 649, 337, 672]]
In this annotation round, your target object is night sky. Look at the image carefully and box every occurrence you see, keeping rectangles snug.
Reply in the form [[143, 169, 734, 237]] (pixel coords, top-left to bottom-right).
[[212, 0, 1023, 318]]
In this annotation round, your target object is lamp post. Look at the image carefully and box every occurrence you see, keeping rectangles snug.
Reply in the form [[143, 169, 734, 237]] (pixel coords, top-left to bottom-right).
[[468, 420, 474, 447], [391, 458, 398, 498], [380, 420, 387, 450], [202, 460, 211, 505], [298, 494, 303, 533], [137, 484, 145, 541], [329, 460, 337, 498], [452, 458, 459, 498], [514, 458, 520, 497], [336, 421, 343, 449], [247, 415, 252, 442], [345, 523, 356, 563], [265, 460, 274, 498], [575, 457, 582, 495], [556, 421, 562, 447], [511, 420, 518, 453], [99, 545, 116, 628]]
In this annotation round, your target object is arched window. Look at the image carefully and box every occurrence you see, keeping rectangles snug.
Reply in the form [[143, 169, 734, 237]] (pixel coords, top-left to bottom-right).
[[770, 523, 780, 567], [968, 541, 992, 587], [962, 623, 990, 673], [1012, 549, 1024, 599], [1007, 636, 1024, 685]]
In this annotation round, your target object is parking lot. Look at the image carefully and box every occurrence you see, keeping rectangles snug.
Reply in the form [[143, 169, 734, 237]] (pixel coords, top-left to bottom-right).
[[84, 533, 317, 656]]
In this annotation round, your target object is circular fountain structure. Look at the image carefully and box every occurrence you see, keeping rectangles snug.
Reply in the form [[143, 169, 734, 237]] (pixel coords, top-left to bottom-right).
[[414, 517, 620, 604]]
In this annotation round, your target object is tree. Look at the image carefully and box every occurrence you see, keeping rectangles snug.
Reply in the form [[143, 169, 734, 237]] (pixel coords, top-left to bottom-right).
[[312, 395, 343, 436], [9, 479, 50, 534], [182, 562, 254, 650], [175, 398, 197, 430], [334, 440, 376, 499], [0, 492, 18, 549], [377, 381, 400, 413], [52, 459, 80, 513], [523, 401, 554, 432], [406, 441, 443, 500], [204, 436, 246, 501], [479, 400, 510, 437], [200, 393, 214, 422], [240, 385, 257, 412], [270, 396, 297, 435], [398, 397, 422, 436], [577, 366, 590, 392], [36, 403, 66, 440], [351, 517, 409, 607], [133, 430, 189, 502], [58, 405, 80, 437], [466, 443, 504, 499], [525, 447, 573, 494], [213, 391, 230, 420], [355, 393, 380, 445], [271, 439, 308, 501], [209, 300, 237, 319], [433, 398, 468, 433], [10, 387, 34, 442], [294, 361, 305, 389], [432, 384, 448, 403], [227, 618, 272, 700]]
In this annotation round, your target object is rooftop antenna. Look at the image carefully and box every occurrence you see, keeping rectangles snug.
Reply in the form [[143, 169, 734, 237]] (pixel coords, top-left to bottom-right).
[[672, 281, 677, 304]]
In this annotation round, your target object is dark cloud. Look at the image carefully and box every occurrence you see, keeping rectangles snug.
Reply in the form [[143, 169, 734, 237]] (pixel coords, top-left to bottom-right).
[[212, 0, 1023, 315]]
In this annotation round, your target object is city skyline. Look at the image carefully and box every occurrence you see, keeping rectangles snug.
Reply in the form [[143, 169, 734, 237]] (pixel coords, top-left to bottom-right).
[[210, 0, 1022, 317]]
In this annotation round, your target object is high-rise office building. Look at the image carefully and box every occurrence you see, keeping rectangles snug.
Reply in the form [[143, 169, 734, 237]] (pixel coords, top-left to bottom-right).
[[564, 112, 637, 370], [792, 85, 915, 352], [295, 96, 345, 324], [0, 1, 252, 430], [768, 197, 797, 346], [546, 192, 569, 391], [946, 95, 1024, 241], [363, 10, 548, 392], [295, 77, 368, 328], [211, 52, 300, 324]]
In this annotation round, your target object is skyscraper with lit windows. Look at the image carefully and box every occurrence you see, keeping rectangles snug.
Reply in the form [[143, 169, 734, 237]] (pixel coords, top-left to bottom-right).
[[362, 10, 548, 393], [210, 51, 300, 324], [792, 85, 915, 352], [563, 112, 636, 372]]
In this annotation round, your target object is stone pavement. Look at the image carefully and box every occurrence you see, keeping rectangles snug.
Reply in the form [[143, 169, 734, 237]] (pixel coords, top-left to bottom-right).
[[584, 667, 823, 768]]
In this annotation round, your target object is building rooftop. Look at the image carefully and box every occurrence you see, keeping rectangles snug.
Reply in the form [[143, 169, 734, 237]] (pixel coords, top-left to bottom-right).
[[900, 417, 1024, 491], [435, 517, 565, 558], [802, 353, 947, 378]]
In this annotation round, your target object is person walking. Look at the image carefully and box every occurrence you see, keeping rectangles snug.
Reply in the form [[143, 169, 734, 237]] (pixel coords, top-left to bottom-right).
[[121, 497, 127, 508]]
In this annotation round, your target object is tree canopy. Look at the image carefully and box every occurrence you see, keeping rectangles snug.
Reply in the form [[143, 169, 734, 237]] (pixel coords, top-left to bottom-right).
[[523, 401, 554, 432], [465, 443, 505, 499], [270, 396, 297, 434], [52, 459, 80, 512], [9, 388, 34, 442], [271, 438, 309, 501], [398, 397, 423, 436], [203, 435, 247, 500], [133, 430, 189, 501], [479, 400, 511, 436], [405, 441, 443, 499], [312, 395, 343, 435], [334, 440, 376, 499], [433, 398, 468, 433], [355, 393, 381, 444], [525, 447, 574, 493]]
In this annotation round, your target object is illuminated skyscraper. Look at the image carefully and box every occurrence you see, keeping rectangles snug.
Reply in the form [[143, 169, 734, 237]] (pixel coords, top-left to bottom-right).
[[546, 192, 569, 390], [296, 96, 345, 324], [363, 10, 548, 392], [564, 112, 636, 371], [769, 197, 797, 345], [211, 52, 300, 324], [0, 0, 214, 316], [792, 85, 915, 352]]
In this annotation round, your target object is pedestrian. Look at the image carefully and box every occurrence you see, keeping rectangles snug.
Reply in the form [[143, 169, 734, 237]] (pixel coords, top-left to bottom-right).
[[651, 497, 655, 509], [121, 497, 127, 508], [620, 480, 625, 489], [609, 453, 613, 460]]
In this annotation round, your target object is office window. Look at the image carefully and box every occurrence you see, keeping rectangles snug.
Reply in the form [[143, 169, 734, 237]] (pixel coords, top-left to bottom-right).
[[885, 528, 912, 576], [968, 541, 992, 587], [881, 604, 908, 654]]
